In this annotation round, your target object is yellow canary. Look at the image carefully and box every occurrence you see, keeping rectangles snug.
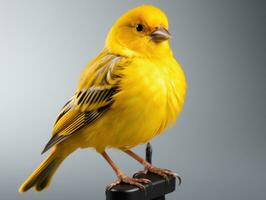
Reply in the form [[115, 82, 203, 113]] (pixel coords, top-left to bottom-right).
[[19, 4, 186, 192]]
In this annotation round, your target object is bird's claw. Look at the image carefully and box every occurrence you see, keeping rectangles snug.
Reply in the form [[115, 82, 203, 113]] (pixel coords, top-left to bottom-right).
[[145, 165, 182, 185], [107, 174, 151, 190]]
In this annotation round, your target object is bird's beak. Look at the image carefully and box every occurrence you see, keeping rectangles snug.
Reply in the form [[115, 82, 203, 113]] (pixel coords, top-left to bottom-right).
[[150, 27, 171, 42]]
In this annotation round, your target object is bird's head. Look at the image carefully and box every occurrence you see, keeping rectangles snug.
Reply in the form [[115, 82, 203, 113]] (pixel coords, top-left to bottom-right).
[[106, 5, 172, 58]]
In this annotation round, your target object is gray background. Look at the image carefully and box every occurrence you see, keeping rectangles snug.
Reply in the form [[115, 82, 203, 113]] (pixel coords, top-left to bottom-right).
[[0, 0, 265, 200]]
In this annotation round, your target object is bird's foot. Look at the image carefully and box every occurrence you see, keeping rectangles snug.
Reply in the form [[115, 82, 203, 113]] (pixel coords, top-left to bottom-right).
[[107, 173, 151, 190], [144, 164, 182, 185]]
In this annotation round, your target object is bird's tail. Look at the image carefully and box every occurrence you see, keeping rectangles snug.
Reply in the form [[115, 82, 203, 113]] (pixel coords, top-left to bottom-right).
[[19, 147, 68, 192]]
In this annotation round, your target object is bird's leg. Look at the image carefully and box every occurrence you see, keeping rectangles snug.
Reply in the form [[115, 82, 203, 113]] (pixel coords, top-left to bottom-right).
[[101, 151, 151, 189], [124, 149, 182, 185]]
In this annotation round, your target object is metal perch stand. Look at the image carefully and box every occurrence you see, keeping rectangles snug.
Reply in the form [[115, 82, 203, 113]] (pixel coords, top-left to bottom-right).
[[106, 143, 177, 200]]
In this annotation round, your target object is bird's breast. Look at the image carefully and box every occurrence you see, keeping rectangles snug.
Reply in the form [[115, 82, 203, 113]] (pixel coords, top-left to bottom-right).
[[83, 56, 186, 151], [113, 56, 186, 140]]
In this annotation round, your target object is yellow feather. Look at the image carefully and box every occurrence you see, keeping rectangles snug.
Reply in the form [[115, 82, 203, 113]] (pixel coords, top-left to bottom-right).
[[19, 4, 186, 192]]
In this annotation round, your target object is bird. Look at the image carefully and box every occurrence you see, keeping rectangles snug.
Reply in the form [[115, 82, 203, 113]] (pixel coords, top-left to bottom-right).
[[19, 4, 186, 192]]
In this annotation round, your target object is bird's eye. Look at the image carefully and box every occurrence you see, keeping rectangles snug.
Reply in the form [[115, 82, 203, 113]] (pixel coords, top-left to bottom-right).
[[136, 24, 144, 32]]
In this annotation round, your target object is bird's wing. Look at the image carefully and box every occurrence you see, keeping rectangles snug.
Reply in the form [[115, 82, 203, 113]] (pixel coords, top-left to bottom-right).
[[42, 50, 125, 154]]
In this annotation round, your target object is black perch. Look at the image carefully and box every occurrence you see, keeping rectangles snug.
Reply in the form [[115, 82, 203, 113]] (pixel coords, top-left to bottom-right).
[[106, 143, 177, 200]]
